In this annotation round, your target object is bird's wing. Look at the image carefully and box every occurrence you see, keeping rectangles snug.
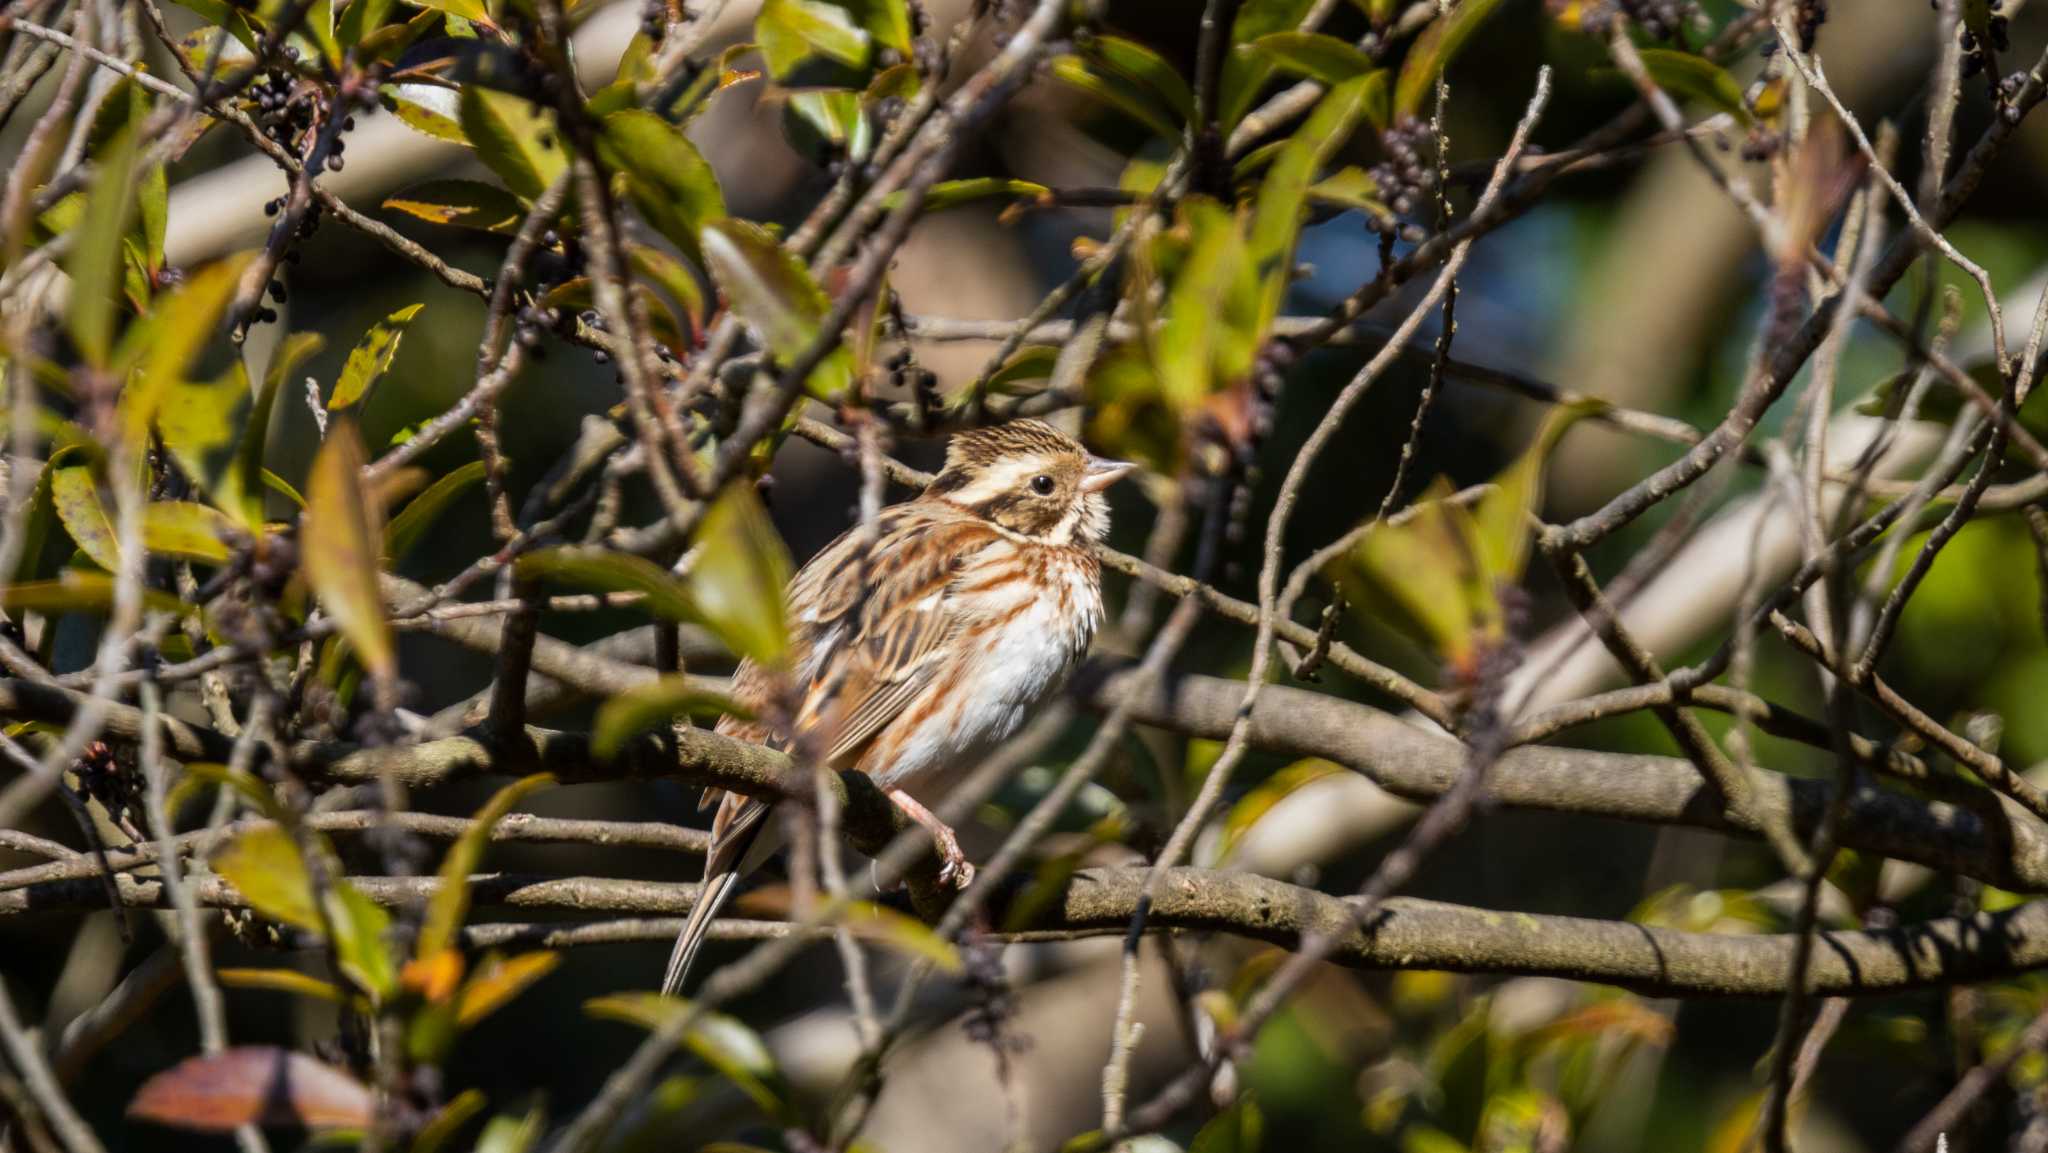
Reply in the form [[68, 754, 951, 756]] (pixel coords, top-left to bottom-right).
[[801, 506, 994, 767]]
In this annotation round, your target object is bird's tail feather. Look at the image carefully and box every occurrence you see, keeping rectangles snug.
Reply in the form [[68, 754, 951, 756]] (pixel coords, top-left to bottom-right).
[[660, 800, 771, 997]]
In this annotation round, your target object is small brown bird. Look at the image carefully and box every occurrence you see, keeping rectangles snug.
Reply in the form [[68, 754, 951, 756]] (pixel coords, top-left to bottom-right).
[[662, 419, 1134, 995]]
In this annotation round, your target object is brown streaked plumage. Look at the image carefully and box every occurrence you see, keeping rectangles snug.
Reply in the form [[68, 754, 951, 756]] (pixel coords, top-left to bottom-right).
[[660, 420, 1133, 995]]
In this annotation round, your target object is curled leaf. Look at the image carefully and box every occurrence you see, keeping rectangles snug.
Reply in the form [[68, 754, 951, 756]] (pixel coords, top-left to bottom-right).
[[330, 303, 424, 411], [416, 773, 556, 959]]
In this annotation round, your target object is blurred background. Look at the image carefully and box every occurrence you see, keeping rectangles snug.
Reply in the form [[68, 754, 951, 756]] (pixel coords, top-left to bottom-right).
[[8, 0, 2048, 1149]]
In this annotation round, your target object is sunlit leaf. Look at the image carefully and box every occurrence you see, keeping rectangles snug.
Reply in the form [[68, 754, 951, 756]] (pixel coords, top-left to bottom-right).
[[301, 421, 396, 682], [456, 952, 561, 1027], [216, 968, 349, 1003], [459, 87, 565, 200], [585, 993, 793, 1122], [1248, 71, 1379, 328], [214, 826, 322, 931], [0, 572, 197, 621], [1393, 0, 1506, 120], [1216, 759, 1345, 864], [159, 369, 251, 504], [1153, 198, 1260, 411], [599, 110, 726, 261], [383, 179, 526, 232], [416, 773, 556, 960], [883, 177, 1052, 214], [336, 0, 400, 48], [1467, 400, 1604, 589], [411, 1089, 487, 1153], [389, 84, 469, 143], [329, 882, 397, 1000], [385, 460, 486, 562], [403, 0, 488, 21], [329, 303, 423, 411], [114, 254, 252, 445], [687, 483, 791, 666], [592, 676, 746, 758], [1087, 36, 1194, 125], [756, 0, 871, 77], [50, 456, 121, 572], [699, 218, 853, 401], [1306, 166, 1394, 225], [143, 501, 239, 563], [785, 90, 872, 163], [128, 1047, 373, 1132], [841, 0, 911, 53], [474, 1103, 545, 1153]]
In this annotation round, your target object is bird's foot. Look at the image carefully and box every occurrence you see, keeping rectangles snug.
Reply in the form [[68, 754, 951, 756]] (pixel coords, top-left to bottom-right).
[[889, 787, 976, 890]]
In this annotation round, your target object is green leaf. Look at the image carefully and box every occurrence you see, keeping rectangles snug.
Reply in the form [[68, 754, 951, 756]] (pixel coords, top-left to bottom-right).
[[784, 90, 872, 163], [585, 994, 793, 1122], [983, 346, 1061, 395], [65, 128, 141, 367], [1393, 0, 1506, 120], [756, 0, 871, 78], [214, 826, 323, 931], [1049, 55, 1182, 139], [884, 177, 1051, 214], [382, 179, 526, 231], [1306, 166, 1394, 224], [402, 0, 488, 21], [302, 0, 343, 69], [416, 774, 556, 960], [1249, 32, 1375, 86], [1218, 0, 1316, 126], [235, 333, 322, 531], [216, 968, 349, 1003], [385, 460, 486, 562], [688, 483, 792, 665], [113, 254, 252, 446], [592, 676, 746, 758], [1467, 400, 1604, 589], [458, 87, 565, 200], [143, 501, 239, 563], [1248, 71, 1378, 328], [329, 303, 424, 411], [1087, 36, 1194, 125], [1624, 48, 1752, 123], [699, 218, 853, 401], [329, 882, 397, 1000], [389, 85, 469, 143], [159, 369, 251, 505], [50, 457, 121, 572], [474, 1103, 545, 1153], [455, 952, 560, 1027], [336, 0, 399, 48], [839, 901, 960, 972], [515, 547, 698, 619], [0, 571, 197, 621], [599, 110, 726, 261], [411, 1089, 487, 1153], [1190, 1094, 1263, 1153], [841, 0, 911, 54], [1153, 198, 1259, 410], [627, 244, 708, 335], [1341, 479, 1493, 670], [301, 421, 396, 682]]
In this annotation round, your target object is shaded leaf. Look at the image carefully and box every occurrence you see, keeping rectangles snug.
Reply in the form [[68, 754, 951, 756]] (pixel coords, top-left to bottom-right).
[[301, 420, 396, 682], [1087, 36, 1194, 124], [1249, 32, 1375, 86], [883, 177, 1051, 214], [237, 333, 323, 531], [1393, 0, 1506, 120], [1190, 1093, 1263, 1153], [411, 1089, 487, 1153], [128, 1047, 373, 1132], [1217, 0, 1317, 126], [416, 773, 556, 959], [627, 244, 708, 335], [458, 87, 565, 200], [330, 303, 424, 412], [687, 483, 792, 665], [1153, 198, 1259, 410], [699, 218, 853, 401], [385, 460, 486, 561], [1049, 55, 1182, 139], [592, 676, 747, 758], [1623, 48, 1751, 122], [66, 128, 140, 367], [1248, 71, 1379, 328], [0, 572, 198, 622], [383, 179, 526, 231]]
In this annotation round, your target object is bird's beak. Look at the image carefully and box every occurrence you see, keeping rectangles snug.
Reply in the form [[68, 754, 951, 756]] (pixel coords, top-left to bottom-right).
[[1081, 454, 1137, 493]]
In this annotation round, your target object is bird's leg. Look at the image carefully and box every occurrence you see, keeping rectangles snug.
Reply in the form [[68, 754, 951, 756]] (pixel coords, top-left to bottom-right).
[[887, 788, 975, 889]]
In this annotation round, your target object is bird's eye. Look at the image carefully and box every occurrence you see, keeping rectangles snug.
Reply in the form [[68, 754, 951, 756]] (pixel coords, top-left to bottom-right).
[[1030, 474, 1056, 496]]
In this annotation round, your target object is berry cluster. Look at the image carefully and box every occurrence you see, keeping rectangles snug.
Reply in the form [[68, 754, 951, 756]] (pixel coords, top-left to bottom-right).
[[1572, 0, 1701, 42], [1959, 0, 2011, 84], [1791, 0, 1826, 52], [246, 62, 314, 148], [1368, 118, 1435, 237]]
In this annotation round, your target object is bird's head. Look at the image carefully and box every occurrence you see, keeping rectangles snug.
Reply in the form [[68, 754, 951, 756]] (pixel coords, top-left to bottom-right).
[[926, 419, 1134, 545]]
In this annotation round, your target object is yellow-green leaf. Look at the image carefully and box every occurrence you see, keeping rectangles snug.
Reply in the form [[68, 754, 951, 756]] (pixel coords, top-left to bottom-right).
[[1250, 31, 1375, 85], [458, 87, 564, 200], [328, 881, 397, 1000], [592, 676, 746, 759], [216, 968, 349, 1003], [599, 111, 726, 262], [113, 253, 252, 445], [839, 901, 960, 972], [382, 179, 526, 232], [301, 421, 395, 682], [515, 547, 697, 619], [687, 484, 791, 666], [158, 368, 251, 504], [142, 501, 238, 563], [411, 1089, 487, 1153], [416, 773, 555, 959], [329, 303, 423, 411], [455, 952, 560, 1027], [1216, 759, 1345, 864], [585, 993, 792, 1122], [214, 826, 322, 931], [65, 128, 140, 367], [50, 457, 121, 572], [756, 0, 871, 77]]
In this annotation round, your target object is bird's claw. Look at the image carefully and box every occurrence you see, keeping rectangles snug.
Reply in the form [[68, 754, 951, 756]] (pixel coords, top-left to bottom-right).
[[933, 829, 975, 889]]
